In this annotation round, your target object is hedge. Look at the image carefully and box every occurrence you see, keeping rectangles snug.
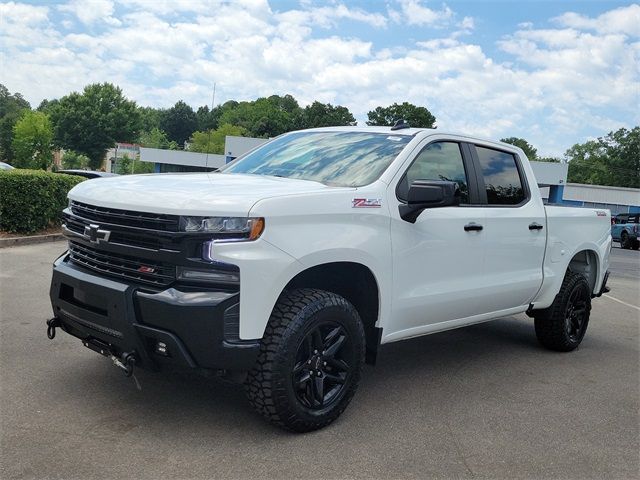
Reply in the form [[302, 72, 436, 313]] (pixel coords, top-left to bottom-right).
[[0, 169, 85, 234]]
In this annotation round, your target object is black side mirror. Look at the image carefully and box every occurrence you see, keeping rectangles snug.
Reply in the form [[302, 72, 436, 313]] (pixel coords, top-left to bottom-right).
[[399, 180, 460, 223]]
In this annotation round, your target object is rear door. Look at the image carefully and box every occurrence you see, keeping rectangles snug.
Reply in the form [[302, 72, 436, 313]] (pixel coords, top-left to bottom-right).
[[470, 144, 546, 311]]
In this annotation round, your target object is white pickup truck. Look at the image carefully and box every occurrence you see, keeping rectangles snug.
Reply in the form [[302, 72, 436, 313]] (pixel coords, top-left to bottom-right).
[[48, 125, 611, 432]]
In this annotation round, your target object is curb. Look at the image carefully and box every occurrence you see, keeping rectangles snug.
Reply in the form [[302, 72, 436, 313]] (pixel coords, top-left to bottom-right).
[[0, 233, 65, 249]]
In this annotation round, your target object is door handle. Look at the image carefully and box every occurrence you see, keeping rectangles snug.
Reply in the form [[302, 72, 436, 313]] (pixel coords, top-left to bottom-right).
[[464, 223, 483, 232], [529, 223, 544, 230]]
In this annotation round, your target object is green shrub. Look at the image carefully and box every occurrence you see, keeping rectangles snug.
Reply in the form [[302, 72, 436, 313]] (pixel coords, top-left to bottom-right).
[[0, 169, 85, 233]]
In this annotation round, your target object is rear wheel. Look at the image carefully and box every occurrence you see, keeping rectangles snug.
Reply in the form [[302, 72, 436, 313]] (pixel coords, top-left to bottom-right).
[[245, 288, 365, 432], [621, 231, 630, 249], [534, 271, 591, 352]]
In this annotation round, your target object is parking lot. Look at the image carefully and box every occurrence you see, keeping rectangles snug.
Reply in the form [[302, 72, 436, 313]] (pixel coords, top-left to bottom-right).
[[1, 241, 638, 479]]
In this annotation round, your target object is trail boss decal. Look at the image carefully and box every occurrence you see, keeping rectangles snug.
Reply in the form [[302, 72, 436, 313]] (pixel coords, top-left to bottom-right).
[[352, 198, 382, 208]]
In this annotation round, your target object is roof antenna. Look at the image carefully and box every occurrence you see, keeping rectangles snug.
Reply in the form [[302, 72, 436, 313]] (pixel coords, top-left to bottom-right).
[[391, 119, 410, 131], [205, 83, 216, 172]]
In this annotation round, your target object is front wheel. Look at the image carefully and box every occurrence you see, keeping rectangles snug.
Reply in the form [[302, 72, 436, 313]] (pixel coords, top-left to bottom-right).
[[534, 271, 592, 352], [245, 288, 365, 432]]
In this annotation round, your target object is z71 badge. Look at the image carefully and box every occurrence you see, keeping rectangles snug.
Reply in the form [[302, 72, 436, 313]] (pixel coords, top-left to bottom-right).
[[352, 198, 382, 208]]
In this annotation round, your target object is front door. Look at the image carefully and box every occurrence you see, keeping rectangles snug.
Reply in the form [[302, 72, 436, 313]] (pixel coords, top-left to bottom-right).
[[387, 140, 488, 342]]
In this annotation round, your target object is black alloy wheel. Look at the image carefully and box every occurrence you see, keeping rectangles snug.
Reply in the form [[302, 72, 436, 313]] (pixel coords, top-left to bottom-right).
[[534, 271, 592, 352], [564, 282, 589, 342], [292, 322, 353, 410], [245, 288, 365, 432]]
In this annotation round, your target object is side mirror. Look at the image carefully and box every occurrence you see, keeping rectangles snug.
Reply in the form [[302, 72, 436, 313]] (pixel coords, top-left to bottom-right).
[[399, 180, 460, 223]]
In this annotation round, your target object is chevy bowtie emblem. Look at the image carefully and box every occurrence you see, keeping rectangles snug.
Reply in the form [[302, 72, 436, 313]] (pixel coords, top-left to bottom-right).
[[83, 224, 111, 244]]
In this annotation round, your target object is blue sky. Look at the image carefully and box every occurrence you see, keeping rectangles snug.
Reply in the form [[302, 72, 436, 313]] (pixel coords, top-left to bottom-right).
[[1, 0, 638, 156]]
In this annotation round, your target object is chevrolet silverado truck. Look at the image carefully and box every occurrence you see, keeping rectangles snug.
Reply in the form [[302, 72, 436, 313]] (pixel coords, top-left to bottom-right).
[[48, 125, 611, 432]]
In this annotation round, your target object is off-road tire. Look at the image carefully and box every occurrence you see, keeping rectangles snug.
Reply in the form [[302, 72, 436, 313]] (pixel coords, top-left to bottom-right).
[[534, 271, 592, 352], [245, 288, 366, 432], [620, 231, 630, 249]]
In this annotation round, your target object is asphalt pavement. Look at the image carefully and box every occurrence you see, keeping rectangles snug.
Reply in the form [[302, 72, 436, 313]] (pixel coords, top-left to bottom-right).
[[1, 241, 638, 479]]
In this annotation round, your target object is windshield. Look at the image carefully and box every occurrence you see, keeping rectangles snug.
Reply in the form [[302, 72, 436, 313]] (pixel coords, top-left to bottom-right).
[[221, 131, 412, 187]]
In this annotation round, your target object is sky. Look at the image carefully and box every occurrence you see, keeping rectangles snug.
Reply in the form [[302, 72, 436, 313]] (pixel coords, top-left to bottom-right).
[[1, 0, 638, 156]]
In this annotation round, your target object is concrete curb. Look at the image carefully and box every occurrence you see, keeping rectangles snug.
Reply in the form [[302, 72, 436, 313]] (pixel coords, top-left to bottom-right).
[[0, 233, 65, 249]]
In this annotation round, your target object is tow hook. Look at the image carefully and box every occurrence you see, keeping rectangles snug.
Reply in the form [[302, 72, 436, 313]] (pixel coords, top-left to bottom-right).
[[46, 317, 61, 339], [111, 351, 137, 377]]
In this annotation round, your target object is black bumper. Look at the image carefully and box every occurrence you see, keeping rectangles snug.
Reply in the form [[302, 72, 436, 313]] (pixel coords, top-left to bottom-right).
[[49, 253, 260, 372]]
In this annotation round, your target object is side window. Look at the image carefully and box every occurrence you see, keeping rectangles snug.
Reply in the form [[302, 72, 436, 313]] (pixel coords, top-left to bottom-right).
[[398, 142, 469, 203], [476, 146, 526, 205]]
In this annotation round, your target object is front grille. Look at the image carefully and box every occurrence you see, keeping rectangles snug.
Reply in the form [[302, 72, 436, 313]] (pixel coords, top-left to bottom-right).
[[70, 201, 180, 232], [64, 214, 166, 250], [69, 242, 175, 287]]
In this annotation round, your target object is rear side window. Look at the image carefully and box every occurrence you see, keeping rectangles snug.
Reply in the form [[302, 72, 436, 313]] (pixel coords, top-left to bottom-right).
[[476, 146, 526, 205], [397, 142, 469, 203]]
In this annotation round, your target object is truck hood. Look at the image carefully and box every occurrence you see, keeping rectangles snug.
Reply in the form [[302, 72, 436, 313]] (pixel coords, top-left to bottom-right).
[[68, 172, 336, 216]]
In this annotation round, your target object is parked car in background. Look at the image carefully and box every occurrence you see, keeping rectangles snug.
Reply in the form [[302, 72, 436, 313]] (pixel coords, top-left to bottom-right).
[[56, 170, 119, 179], [0, 162, 15, 170], [612, 213, 639, 250]]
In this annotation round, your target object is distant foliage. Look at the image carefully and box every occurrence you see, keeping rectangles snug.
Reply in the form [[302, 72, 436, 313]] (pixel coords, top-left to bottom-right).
[[12, 111, 54, 169], [366, 102, 436, 128], [0, 84, 31, 163], [189, 124, 247, 154], [566, 127, 639, 188], [50, 83, 141, 170], [138, 128, 178, 149], [160, 101, 198, 147], [500, 137, 538, 161], [0, 169, 84, 233], [62, 150, 91, 169], [296, 101, 355, 129], [114, 154, 154, 175]]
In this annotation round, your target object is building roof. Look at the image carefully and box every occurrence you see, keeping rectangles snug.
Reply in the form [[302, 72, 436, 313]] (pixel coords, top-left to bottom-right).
[[563, 183, 640, 206]]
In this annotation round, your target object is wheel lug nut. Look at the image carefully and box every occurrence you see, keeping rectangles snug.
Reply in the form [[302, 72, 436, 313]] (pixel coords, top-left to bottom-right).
[[323, 362, 327, 366], [314, 350, 318, 354]]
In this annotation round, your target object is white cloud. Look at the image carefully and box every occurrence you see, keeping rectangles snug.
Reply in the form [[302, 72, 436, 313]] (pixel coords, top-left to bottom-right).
[[553, 4, 640, 36], [0, 1, 637, 156], [58, 0, 121, 26], [391, 0, 453, 27]]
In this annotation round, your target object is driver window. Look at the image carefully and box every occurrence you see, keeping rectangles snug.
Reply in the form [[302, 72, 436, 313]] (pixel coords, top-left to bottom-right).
[[398, 142, 469, 203]]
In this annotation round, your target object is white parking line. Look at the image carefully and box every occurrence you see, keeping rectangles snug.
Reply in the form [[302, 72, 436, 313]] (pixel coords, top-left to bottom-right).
[[603, 294, 640, 312]]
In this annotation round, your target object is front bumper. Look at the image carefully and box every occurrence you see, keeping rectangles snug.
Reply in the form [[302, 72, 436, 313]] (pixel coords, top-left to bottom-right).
[[49, 253, 260, 372]]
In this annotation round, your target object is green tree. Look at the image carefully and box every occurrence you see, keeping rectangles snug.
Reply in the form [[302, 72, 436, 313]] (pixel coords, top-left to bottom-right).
[[61, 150, 90, 169], [297, 101, 355, 129], [138, 106, 164, 132], [11, 111, 54, 169], [0, 84, 31, 163], [566, 127, 639, 188], [219, 95, 300, 137], [114, 153, 154, 175], [160, 100, 198, 147], [366, 102, 436, 128], [188, 124, 247, 154], [500, 137, 538, 161], [49, 83, 141, 169], [138, 127, 178, 149]]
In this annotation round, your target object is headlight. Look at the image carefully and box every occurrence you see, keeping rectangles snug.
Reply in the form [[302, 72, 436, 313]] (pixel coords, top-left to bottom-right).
[[179, 216, 264, 241]]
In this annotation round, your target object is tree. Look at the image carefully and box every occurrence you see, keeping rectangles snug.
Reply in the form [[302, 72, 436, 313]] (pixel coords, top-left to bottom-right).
[[49, 83, 141, 169], [0, 84, 31, 163], [160, 100, 198, 147], [188, 124, 247, 154], [366, 102, 436, 128], [297, 101, 355, 129], [566, 127, 639, 188], [11, 111, 54, 169], [500, 137, 538, 161], [138, 127, 178, 150], [62, 150, 91, 169], [114, 153, 154, 175], [138, 106, 164, 132], [219, 95, 300, 137]]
